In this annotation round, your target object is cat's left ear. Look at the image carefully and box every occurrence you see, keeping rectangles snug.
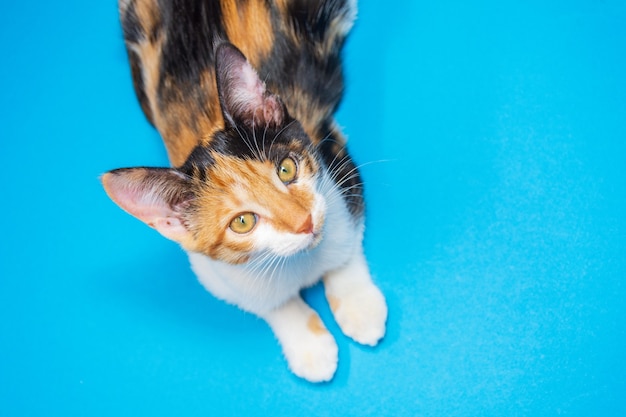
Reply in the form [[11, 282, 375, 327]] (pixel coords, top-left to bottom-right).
[[101, 168, 194, 246], [215, 43, 287, 129]]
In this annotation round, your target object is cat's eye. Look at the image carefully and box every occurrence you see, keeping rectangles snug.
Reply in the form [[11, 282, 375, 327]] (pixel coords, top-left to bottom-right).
[[229, 212, 257, 234], [278, 157, 297, 183]]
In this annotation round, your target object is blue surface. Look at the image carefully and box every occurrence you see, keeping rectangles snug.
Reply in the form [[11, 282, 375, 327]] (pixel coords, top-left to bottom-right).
[[1, 1, 625, 416]]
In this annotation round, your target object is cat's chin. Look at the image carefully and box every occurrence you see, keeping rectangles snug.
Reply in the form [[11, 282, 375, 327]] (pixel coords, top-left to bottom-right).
[[309, 231, 323, 250], [300, 218, 326, 253]]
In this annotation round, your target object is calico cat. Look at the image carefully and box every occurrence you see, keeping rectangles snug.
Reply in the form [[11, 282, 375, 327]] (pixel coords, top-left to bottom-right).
[[102, 0, 387, 382]]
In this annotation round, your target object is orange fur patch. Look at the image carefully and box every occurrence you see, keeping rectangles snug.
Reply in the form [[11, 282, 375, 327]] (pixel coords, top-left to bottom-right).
[[134, 38, 163, 125], [156, 82, 220, 167], [220, 0, 275, 66], [327, 295, 341, 313], [307, 314, 328, 335]]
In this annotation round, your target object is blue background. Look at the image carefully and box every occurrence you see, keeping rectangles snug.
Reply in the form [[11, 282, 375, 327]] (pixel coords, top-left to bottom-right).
[[1, 1, 625, 416]]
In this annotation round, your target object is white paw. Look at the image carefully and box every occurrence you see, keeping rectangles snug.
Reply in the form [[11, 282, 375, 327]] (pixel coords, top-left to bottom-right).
[[328, 284, 387, 346], [283, 318, 338, 382]]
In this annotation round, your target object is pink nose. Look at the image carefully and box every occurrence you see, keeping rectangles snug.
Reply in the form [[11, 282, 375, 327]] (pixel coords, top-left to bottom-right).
[[296, 214, 314, 234]]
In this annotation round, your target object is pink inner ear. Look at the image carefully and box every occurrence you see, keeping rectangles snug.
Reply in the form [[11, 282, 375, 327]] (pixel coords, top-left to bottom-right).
[[219, 47, 285, 127], [263, 95, 284, 126], [102, 172, 191, 244], [241, 62, 266, 100], [151, 216, 189, 242], [108, 181, 176, 222], [227, 61, 266, 118]]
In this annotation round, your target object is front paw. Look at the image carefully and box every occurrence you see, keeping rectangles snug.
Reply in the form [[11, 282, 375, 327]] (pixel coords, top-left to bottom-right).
[[328, 284, 387, 346], [283, 316, 338, 382]]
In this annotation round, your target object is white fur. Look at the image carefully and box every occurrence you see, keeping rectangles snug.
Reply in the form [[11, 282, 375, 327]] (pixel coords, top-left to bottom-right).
[[188, 169, 387, 382], [339, 0, 359, 35], [324, 247, 387, 346], [118, 0, 131, 14]]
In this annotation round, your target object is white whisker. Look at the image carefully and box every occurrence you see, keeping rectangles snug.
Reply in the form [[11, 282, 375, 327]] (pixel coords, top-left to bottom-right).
[[269, 119, 297, 157]]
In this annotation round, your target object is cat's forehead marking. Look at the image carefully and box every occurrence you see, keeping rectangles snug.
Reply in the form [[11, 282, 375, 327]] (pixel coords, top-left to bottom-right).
[[201, 153, 314, 214], [208, 154, 275, 186]]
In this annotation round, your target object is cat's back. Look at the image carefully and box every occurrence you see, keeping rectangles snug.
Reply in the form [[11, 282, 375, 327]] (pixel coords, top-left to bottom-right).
[[120, 0, 356, 166]]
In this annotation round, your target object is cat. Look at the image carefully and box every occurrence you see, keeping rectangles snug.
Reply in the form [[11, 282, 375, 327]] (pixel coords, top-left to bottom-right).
[[101, 0, 387, 382]]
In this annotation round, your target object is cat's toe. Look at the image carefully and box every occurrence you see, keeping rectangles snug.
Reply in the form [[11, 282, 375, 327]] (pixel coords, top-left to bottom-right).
[[284, 332, 338, 383], [330, 285, 387, 346]]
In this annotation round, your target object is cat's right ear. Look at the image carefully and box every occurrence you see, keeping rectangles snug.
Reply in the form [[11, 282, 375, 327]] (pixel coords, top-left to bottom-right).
[[101, 168, 194, 246], [215, 43, 286, 129]]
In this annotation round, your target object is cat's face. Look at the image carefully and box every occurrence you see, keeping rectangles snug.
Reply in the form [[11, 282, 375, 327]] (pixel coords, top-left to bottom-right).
[[187, 150, 326, 264], [102, 44, 329, 264]]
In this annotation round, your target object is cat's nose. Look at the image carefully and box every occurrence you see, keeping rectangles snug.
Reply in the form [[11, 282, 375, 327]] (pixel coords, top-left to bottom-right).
[[296, 214, 313, 235]]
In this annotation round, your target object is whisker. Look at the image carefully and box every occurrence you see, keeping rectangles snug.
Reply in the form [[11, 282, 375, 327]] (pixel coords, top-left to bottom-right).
[[266, 254, 285, 288], [232, 123, 257, 158], [332, 159, 392, 187], [261, 121, 269, 159], [269, 119, 297, 157], [246, 250, 275, 277], [251, 110, 263, 160]]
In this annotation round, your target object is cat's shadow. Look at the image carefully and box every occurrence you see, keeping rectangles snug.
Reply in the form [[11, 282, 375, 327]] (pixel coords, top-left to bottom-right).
[[97, 243, 357, 385], [98, 244, 262, 337]]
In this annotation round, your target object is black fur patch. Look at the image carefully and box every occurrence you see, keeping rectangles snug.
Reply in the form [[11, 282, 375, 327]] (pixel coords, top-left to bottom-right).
[[316, 124, 364, 218], [158, 0, 226, 86]]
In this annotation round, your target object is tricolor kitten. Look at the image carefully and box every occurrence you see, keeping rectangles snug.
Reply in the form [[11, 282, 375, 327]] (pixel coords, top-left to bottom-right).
[[102, 0, 387, 382]]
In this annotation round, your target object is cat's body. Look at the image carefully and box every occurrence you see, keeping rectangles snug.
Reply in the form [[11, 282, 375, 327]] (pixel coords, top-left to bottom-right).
[[102, 0, 387, 382]]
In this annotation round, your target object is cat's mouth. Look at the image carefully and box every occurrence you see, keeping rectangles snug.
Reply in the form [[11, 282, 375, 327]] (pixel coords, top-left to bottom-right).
[[290, 224, 324, 255], [277, 215, 324, 257], [307, 230, 323, 250], [307, 213, 325, 249]]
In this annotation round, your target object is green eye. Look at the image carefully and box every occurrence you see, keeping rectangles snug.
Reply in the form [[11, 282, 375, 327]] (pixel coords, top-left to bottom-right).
[[278, 157, 297, 183], [229, 212, 257, 234]]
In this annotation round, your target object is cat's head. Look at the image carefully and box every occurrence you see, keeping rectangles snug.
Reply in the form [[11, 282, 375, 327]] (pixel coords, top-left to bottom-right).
[[102, 43, 328, 264]]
